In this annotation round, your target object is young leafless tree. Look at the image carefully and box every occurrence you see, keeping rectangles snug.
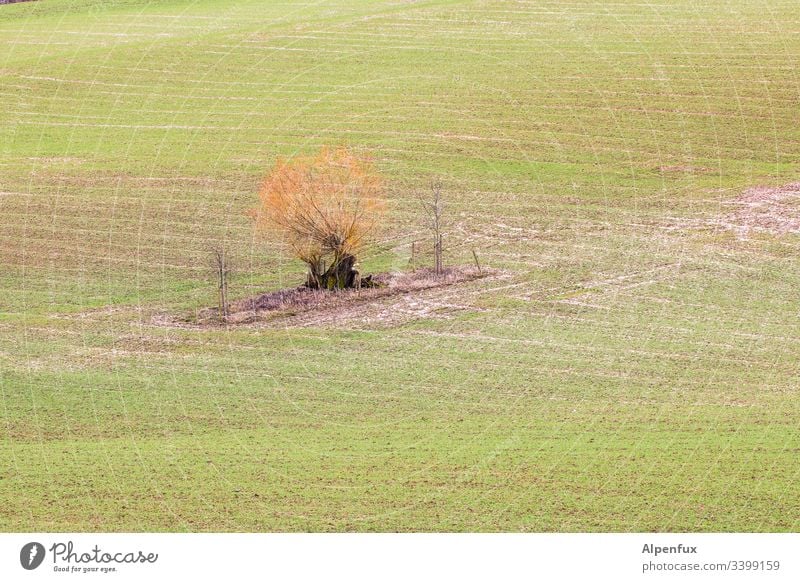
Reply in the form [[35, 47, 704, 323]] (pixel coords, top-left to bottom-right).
[[419, 179, 445, 276], [211, 246, 231, 321]]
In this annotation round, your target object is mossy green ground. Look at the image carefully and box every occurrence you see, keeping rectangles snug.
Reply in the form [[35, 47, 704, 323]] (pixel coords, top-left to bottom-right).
[[1, 0, 798, 531]]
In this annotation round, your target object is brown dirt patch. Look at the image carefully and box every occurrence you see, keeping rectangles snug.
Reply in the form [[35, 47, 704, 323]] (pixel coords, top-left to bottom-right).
[[665, 182, 800, 240], [725, 182, 800, 235], [159, 266, 495, 329], [718, 183, 800, 237]]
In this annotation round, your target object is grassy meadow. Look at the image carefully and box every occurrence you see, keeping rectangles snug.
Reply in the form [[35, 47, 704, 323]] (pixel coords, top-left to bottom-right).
[[1, 0, 799, 531]]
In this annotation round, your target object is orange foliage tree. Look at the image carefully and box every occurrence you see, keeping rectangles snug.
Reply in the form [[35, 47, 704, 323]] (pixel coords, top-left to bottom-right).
[[253, 146, 384, 289]]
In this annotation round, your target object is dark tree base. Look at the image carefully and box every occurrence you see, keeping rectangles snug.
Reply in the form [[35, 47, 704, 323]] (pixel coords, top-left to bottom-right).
[[305, 254, 370, 290]]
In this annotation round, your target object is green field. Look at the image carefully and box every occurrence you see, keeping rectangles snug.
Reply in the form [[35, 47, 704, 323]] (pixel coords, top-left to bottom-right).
[[1, 0, 799, 531]]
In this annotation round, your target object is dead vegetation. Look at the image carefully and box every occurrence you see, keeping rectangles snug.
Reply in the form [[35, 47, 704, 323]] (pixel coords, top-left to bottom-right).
[[169, 266, 494, 329]]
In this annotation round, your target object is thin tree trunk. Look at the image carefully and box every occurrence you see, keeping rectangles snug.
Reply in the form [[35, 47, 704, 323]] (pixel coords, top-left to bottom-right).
[[434, 234, 443, 276], [213, 247, 230, 321]]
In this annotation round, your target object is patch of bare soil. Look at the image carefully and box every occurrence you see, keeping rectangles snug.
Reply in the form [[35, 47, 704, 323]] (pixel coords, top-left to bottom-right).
[[716, 183, 800, 237], [658, 165, 714, 175], [666, 182, 800, 239], [162, 267, 494, 329]]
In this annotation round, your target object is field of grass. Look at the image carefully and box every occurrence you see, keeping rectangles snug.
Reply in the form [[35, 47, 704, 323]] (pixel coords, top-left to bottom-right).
[[1, 0, 799, 531]]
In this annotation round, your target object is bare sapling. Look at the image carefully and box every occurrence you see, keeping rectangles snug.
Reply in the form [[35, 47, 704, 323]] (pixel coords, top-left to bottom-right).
[[211, 246, 231, 321], [419, 179, 445, 276]]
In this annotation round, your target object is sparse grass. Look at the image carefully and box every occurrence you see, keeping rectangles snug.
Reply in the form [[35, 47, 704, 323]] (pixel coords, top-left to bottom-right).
[[1, 0, 799, 532]]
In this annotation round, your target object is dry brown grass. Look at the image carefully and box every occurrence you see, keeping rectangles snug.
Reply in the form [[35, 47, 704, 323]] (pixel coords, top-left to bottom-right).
[[172, 266, 494, 328]]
